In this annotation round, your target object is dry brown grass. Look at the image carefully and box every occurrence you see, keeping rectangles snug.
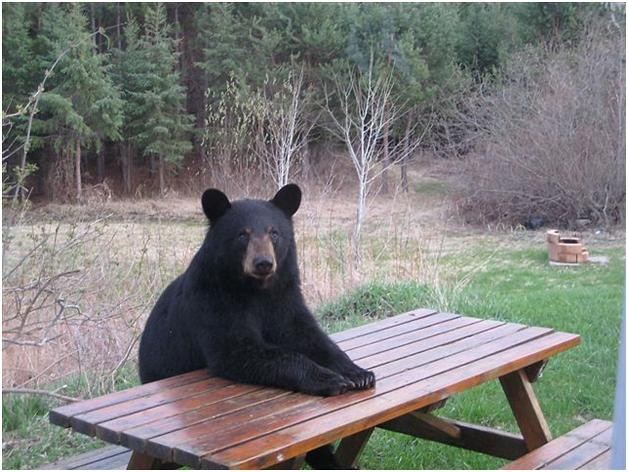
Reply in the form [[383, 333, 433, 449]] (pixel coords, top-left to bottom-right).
[[2, 164, 460, 394]]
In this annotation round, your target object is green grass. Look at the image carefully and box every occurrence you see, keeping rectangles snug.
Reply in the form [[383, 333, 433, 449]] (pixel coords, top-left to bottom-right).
[[2, 242, 623, 469], [1, 365, 140, 470]]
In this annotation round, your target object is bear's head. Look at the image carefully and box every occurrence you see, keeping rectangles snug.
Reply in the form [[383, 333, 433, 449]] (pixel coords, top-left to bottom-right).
[[200, 184, 302, 288]]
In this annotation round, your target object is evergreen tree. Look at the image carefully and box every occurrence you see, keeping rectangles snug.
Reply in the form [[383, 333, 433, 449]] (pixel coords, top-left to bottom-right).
[[197, 4, 249, 93], [456, 3, 514, 79], [126, 3, 193, 195], [2, 3, 36, 109], [111, 16, 144, 194], [30, 3, 123, 201], [2, 3, 38, 199]]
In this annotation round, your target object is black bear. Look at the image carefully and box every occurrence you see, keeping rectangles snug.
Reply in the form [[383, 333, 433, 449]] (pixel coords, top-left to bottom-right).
[[138, 183, 375, 398]]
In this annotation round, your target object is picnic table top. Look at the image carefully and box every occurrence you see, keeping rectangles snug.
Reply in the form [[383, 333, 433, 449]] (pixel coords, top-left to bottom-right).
[[49, 308, 580, 469]]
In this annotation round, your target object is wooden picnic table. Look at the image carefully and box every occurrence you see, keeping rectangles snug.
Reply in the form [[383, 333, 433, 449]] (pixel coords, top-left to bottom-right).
[[49, 308, 580, 469]]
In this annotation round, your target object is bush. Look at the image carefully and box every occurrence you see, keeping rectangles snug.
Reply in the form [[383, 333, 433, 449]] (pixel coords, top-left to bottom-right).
[[457, 20, 625, 228], [317, 281, 430, 322]]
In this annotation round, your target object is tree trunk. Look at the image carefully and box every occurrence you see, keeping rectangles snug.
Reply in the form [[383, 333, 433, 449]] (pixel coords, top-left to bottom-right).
[[120, 143, 132, 195], [75, 139, 82, 202], [301, 139, 311, 181], [401, 109, 414, 193], [116, 3, 122, 49], [174, 4, 182, 67], [97, 146, 105, 183], [158, 155, 165, 197], [400, 158, 409, 193], [126, 144, 133, 194], [352, 174, 367, 258], [380, 43, 394, 195], [90, 3, 96, 33], [120, 144, 127, 194], [149, 155, 157, 176], [381, 118, 390, 194]]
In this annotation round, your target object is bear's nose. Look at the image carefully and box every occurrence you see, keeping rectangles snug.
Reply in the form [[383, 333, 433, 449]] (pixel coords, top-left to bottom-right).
[[253, 256, 274, 275]]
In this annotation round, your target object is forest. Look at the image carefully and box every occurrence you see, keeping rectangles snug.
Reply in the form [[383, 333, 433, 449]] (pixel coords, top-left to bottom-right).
[[2, 2, 625, 226]]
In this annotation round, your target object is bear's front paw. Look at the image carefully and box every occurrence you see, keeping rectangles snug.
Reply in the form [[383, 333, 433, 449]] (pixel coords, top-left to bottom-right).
[[302, 367, 353, 397], [342, 366, 376, 390]]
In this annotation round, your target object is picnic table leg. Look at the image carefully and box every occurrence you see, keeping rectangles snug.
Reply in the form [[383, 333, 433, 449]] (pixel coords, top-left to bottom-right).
[[500, 368, 552, 451], [127, 451, 158, 469], [127, 451, 179, 469], [334, 427, 375, 469]]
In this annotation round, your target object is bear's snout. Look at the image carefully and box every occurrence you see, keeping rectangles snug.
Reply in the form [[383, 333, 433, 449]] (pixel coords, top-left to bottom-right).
[[253, 255, 274, 275], [244, 234, 277, 280]]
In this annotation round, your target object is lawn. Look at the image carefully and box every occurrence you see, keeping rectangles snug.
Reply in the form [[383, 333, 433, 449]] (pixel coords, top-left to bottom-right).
[[322, 244, 624, 469], [3, 231, 623, 469]]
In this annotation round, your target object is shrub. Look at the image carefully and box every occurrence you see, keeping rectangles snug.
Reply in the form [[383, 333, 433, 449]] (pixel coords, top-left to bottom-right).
[[457, 20, 625, 228]]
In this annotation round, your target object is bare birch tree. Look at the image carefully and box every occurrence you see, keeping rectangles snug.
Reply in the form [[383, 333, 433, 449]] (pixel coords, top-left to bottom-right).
[[253, 68, 313, 190], [324, 59, 428, 252]]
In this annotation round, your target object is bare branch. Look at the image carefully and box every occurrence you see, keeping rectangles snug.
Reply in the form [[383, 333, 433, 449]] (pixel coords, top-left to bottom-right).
[[3, 387, 82, 403], [323, 54, 428, 250]]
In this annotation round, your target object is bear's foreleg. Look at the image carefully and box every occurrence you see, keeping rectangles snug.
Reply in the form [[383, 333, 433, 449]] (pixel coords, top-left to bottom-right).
[[203, 339, 354, 397], [286, 315, 376, 391]]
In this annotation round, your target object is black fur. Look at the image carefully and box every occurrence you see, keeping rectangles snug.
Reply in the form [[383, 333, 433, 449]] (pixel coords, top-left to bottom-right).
[[138, 184, 375, 398]]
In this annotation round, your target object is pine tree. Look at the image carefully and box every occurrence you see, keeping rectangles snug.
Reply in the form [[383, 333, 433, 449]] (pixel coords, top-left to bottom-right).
[[111, 16, 144, 194], [31, 3, 123, 202], [126, 3, 194, 196], [2, 3, 36, 108]]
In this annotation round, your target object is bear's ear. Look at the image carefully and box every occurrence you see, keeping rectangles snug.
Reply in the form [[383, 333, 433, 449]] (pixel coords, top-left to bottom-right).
[[202, 189, 231, 224], [270, 183, 302, 217]]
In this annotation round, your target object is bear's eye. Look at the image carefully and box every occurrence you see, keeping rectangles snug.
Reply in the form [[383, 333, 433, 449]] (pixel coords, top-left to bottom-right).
[[269, 229, 280, 242], [237, 231, 249, 242]]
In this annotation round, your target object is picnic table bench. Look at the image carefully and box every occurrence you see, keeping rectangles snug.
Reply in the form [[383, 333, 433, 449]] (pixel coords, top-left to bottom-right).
[[49, 308, 583, 469]]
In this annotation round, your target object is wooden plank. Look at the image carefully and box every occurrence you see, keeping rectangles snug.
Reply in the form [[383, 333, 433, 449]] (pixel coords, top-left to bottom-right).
[[363, 322, 526, 376], [334, 427, 374, 468], [544, 428, 613, 470], [120, 389, 296, 452], [204, 330, 579, 469], [358, 319, 507, 366], [409, 411, 461, 438], [500, 369, 553, 450], [579, 449, 612, 469], [133, 392, 315, 458], [502, 420, 612, 470], [95, 384, 262, 443], [347, 315, 480, 360], [41, 445, 131, 470], [83, 450, 133, 470], [49, 369, 211, 427], [339, 312, 461, 351], [329, 309, 438, 343], [71, 377, 233, 435], [417, 398, 448, 413], [379, 414, 527, 460], [148, 323, 537, 466]]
